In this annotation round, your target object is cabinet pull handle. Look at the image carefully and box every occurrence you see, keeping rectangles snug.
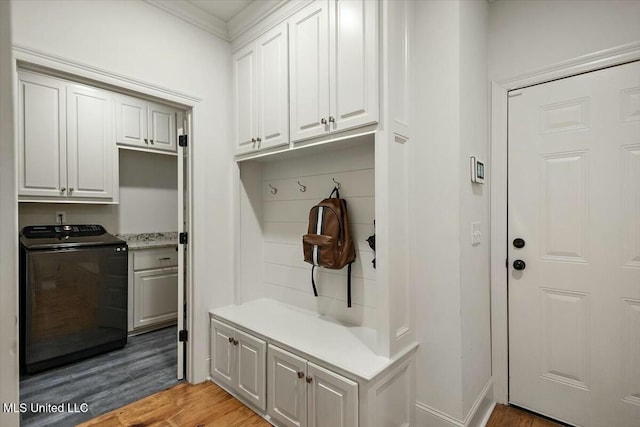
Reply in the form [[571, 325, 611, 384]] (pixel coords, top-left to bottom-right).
[[305, 376, 313, 383], [150, 139, 154, 144], [328, 116, 335, 123], [251, 138, 256, 143], [256, 137, 262, 143], [60, 187, 66, 193], [228, 336, 233, 343], [320, 118, 327, 125], [69, 188, 74, 194], [144, 138, 148, 144], [233, 338, 239, 346], [297, 371, 304, 379], [158, 257, 172, 261]]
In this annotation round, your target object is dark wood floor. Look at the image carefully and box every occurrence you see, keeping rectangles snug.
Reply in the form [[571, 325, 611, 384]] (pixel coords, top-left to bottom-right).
[[77, 380, 563, 427], [19, 326, 179, 427], [487, 404, 563, 426]]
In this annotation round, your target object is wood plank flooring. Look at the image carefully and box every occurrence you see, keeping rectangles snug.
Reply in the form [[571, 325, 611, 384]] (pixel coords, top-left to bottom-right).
[[77, 381, 270, 427], [487, 404, 564, 427], [20, 326, 179, 427], [79, 380, 564, 427]]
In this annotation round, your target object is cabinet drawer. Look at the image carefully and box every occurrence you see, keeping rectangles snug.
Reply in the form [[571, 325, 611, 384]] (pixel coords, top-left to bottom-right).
[[133, 247, 178, 270]]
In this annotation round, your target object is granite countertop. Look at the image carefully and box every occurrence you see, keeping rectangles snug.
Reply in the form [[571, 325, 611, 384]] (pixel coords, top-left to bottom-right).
[[115, 232, 178, 250]]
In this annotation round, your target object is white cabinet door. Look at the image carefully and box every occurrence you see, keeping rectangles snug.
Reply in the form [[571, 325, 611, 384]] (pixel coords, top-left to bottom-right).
[[307, 362, 357, 427], [18, 72, 67, 198], [256, 22, 289, 151], [115, 95, 147, 147], [331, 0, 378, 132], [133, 267, 178, 329], [233, 42, 258, 155], [289, 0, 330, 143], [148, 102, 176, 152], [211, 319, 236, 388], [66, 84, 114, 199], [268, 345, 308, 427], [236, 329, 267, 411]]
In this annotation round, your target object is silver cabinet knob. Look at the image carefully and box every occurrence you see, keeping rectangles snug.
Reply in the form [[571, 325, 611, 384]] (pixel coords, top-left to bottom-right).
[[328, 116, 335, 123]]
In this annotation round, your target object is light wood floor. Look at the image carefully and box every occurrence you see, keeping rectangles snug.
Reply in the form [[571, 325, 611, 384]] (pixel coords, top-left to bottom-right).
[[76, 381, 270, 427], [79, 381, 563, 427]]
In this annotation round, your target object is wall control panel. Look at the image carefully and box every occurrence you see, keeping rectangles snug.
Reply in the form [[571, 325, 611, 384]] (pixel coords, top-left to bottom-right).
[[470, 156, 485, 184]]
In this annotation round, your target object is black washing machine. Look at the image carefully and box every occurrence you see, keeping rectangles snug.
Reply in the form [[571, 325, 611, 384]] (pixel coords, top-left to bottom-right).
[[19, 225, 128, 374]]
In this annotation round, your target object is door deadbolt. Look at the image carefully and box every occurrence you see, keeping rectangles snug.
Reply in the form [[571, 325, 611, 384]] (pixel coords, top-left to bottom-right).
[[513, 260, 526, 271], [513, 238, 525, 248]]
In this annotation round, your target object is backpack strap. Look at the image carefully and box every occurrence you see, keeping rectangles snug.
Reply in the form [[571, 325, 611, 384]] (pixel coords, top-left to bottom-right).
[[329, 186, 340, 199], [311, 265, 318, 297], [347, 262, 352, 307]]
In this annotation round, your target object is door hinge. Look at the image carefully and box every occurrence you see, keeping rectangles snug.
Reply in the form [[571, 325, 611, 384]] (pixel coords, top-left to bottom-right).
[[178, 134, 188, 147], [179, 232, 188, 245], [179, 329, 188, 342], [506, 258, 508, 268]]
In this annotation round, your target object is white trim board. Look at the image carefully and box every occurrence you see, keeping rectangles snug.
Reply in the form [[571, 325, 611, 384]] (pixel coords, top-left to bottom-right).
[[415, 378, 495, 427], [489, 41, 640, 405]]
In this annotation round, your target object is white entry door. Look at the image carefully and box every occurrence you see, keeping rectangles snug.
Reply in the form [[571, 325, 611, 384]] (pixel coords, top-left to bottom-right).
[[508, 61, 640, 427]]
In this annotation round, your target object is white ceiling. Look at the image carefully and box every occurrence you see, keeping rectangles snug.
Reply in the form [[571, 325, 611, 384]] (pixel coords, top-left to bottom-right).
[[187, 0, 254, 22]]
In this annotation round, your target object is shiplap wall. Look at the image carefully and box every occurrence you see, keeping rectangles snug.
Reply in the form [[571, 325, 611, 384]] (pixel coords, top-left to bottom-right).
[[239, 138, 376, 328]]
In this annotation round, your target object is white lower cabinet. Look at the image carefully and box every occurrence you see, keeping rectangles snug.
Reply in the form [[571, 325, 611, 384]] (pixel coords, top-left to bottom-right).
[[130, 247, 178, 331], [268, 345, 358, 427], [211, 319, 267, 411]]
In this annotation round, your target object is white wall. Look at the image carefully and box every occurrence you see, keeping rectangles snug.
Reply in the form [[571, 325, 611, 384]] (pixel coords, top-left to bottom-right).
[[11, 0, 233, 382], [459, 0, 492, 419], [412, 0, 491, 425], [239, 140, 376, 328], [489, 0, 640, 81], [0, 0, 19, 426]]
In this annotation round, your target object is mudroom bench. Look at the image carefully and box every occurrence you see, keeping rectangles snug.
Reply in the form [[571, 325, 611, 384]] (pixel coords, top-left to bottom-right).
[[209, 298, 418, 427]]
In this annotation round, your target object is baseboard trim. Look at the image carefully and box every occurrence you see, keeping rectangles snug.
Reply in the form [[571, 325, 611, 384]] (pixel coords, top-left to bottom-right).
[[415, 377, 495, 427]]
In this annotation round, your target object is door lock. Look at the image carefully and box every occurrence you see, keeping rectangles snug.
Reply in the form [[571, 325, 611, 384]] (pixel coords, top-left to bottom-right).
[[513, 260, 526, 271]]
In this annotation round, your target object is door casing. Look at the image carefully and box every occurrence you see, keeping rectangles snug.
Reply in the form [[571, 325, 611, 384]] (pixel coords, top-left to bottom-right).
[[490, 41, 640, 404], [11, 46, 200, 384]]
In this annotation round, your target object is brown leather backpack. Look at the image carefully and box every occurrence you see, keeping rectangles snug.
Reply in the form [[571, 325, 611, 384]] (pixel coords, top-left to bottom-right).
[[303, 187, 356, 307]]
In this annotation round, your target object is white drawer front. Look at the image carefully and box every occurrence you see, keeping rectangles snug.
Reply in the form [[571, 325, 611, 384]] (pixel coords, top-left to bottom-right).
[[133, 247, 178, 270]]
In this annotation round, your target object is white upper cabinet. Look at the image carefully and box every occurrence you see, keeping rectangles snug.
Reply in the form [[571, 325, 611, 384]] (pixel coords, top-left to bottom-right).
[[116, 95, 177, 153], [18, 71, 115, 202], [18, 72, 67, 198], [234, 22, 289, 155], [289, 0, 378, 143], [288, 1, 330, 143], [66, 84, 114, 199]]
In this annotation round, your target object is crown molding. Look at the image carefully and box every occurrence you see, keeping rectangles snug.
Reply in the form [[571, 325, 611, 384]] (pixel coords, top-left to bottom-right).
[[145, 0, 230, 41], [229, 0, 312, 51]]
